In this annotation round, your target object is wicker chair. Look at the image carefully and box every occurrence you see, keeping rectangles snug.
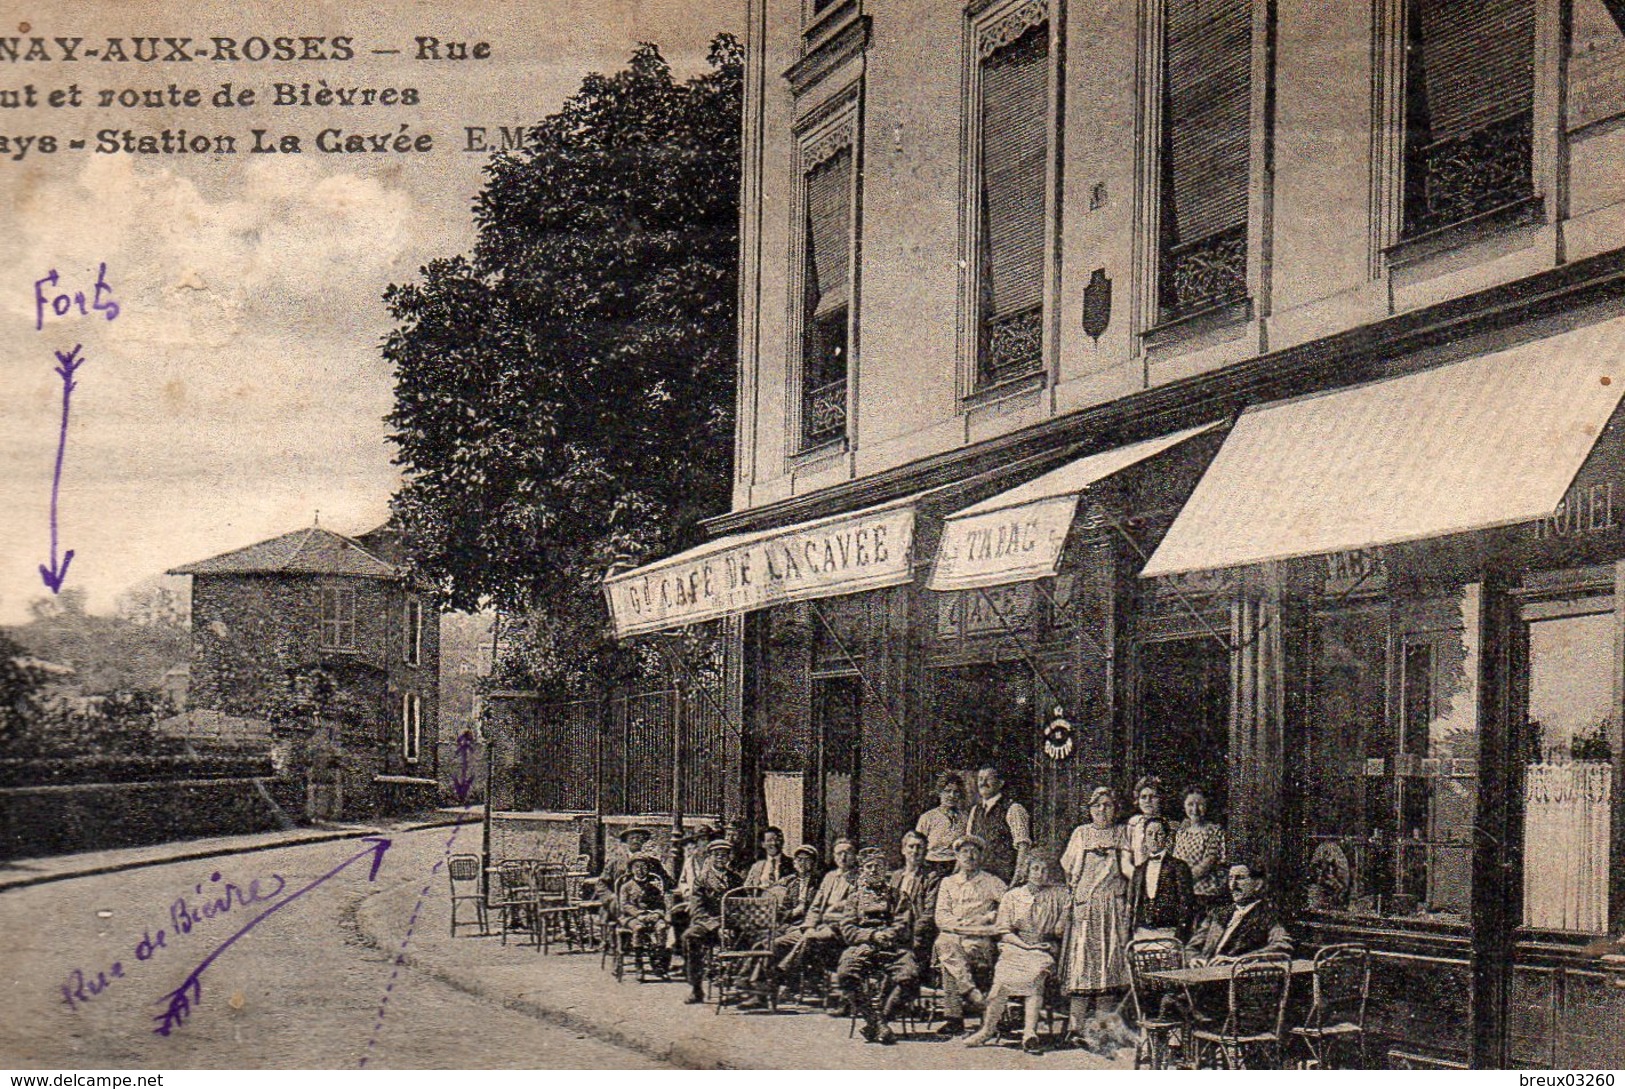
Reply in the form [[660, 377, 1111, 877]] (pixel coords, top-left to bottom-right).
[[711, 888, 780, 1012], [533, 863, 581, 954], [447, 854, 488, 937], [1127, 936, 1187, 1069], [1291, 943, 1370, 1068], [1189, 955, 1293, 1069]]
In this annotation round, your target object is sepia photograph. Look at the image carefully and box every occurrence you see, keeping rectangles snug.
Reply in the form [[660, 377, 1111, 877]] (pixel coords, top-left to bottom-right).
[[1, 0, 1624, 1074]]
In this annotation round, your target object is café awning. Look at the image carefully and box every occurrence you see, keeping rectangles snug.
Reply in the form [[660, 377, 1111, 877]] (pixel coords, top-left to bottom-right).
[[1140, 318, 1625, 578], [928, 422, 1222, 591], [605, 500, 916, 638]]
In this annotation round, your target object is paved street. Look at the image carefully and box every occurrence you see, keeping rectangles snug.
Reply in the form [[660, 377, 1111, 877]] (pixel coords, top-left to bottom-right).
[[0, 824, 660, 1069], [1, 824, 1133, 1070]]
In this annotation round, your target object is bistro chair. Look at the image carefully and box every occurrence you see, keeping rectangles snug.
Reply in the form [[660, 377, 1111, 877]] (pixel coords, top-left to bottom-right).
[[1127, 936, 1188, 1069], [711, 888, 780, 1012], [533, 862, 584, 954], [446, 854, 488, 937], [1189, 955, 1293, 1069], [491, 860, 539, 946], [1291, 943, 1370, 1068]]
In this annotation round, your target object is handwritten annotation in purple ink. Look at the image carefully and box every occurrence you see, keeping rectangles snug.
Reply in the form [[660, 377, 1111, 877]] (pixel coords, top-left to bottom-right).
[[153, 837, 392, 1037], [32, 263, 118, 595], [59, 865, 287, 1013], [34, 263, 119, 332]]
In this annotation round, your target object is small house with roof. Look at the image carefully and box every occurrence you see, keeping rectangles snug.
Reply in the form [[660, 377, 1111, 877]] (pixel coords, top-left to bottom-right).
[[169, 522, 440, 817]]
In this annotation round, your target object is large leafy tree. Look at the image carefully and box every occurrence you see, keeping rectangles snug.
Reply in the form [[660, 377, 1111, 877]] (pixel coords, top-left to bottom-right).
[[385, 38, 742, 694]]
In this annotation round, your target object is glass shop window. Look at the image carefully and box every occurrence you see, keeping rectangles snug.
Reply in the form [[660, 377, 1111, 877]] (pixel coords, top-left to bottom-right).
[[1521, 597, 1616, 934], [1306, 588, 1479, 924]]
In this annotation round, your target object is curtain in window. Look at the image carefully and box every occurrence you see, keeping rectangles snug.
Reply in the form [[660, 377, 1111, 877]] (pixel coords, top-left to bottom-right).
[[1411, 0, 1535, 142], [805, 147, 852, 320], [1162, 0, 1250, 247], [764, 772, 805, 854], [1522, 761, 1612, 933], [979, 23, 1048, 322]]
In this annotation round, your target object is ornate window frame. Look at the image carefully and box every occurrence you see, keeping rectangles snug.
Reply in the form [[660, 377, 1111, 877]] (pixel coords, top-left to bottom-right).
[[958, 0, 1064, 404], [1132, 0, 1272, 346], [1370, 0, 1562, 271], [786, 87, 862, 461]]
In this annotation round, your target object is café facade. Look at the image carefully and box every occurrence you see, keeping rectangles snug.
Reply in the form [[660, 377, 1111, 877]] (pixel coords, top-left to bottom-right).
[[607, 295, 1625, 1068]]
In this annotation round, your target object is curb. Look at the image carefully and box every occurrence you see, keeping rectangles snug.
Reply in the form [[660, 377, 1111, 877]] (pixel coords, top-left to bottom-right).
[[0, 813, 469, 894], [348, 881, 726, 1069]]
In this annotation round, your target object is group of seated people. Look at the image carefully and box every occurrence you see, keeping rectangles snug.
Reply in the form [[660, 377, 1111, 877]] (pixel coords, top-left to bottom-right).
[[592, 774, 1292, 1054]]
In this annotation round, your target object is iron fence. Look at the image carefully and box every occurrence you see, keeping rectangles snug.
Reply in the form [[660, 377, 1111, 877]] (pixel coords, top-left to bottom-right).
[[526, 687, 726, 818]]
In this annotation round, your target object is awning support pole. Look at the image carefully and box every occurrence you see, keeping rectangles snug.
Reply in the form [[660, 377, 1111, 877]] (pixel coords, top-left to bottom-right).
[[1103, 514, 1236, 652], [973, 587, 1073, 716]]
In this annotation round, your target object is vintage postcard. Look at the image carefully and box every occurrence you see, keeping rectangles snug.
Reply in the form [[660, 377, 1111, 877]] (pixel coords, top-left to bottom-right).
[[2, 0, 1624, 1074]]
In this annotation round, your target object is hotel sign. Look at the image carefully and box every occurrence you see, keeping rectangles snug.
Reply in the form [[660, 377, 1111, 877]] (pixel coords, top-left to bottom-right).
[[605, 507, 915, 637]]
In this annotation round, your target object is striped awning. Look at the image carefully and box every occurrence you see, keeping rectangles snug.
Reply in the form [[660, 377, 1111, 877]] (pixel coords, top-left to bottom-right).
[[929, 423, 1221, 591], [1140, 318, 1625, 577]]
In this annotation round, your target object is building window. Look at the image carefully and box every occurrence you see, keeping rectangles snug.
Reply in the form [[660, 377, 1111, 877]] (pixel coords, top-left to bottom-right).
[[319, 585, 356, 650], [1304, 587, 1479, 924], [974, 7, 1050, 388], [402, 692, 422, 764], [1157, 0, 1251, 323], [1520, 596, 1615, 934], [800, 135, 854, 450], [1401, 0, 1536, 238], [404, 597, 423, 666]]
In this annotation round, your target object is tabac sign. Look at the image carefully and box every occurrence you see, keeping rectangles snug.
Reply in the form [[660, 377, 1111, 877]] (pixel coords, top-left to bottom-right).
[[604, 506, 916, 637], [928, 495, 1077, 591]]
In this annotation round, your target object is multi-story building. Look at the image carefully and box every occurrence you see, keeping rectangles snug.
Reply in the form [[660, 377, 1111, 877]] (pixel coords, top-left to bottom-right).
[[608, 0, 1625, 1066], [171, 522, 440, 817]]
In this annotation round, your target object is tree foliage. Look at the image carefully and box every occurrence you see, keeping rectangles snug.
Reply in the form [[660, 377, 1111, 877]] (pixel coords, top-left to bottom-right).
[[384, 37, 742, 695], [6, 589, 187, 696]]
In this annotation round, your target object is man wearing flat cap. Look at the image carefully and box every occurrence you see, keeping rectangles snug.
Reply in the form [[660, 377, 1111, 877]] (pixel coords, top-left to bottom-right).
[[681, 838, 740, 1004], [835, 847, 921, 1044], [933, 833, 1007, 1035], [775, 838, 860, 996]]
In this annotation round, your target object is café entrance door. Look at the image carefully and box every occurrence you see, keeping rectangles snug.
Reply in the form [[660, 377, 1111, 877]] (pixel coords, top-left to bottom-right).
[[1137, 635, 1231, 817]]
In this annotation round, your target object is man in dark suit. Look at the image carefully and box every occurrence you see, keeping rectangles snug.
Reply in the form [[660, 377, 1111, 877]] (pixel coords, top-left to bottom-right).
[[1128, 816, 1195, 942], [745, 826, 794, 888], [681, 839, 741, 1004], [889, 830, 941, 968], [1185, 859, 1292, 965]]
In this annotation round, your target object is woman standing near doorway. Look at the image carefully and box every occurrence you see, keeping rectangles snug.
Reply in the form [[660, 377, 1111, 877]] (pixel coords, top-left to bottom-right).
[[1058, 785, 1133, 1052], [1172, 785, 1227, 920]]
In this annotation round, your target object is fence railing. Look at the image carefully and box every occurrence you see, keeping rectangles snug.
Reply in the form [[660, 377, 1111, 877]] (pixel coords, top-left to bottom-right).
[[525, 687, 726, 818]]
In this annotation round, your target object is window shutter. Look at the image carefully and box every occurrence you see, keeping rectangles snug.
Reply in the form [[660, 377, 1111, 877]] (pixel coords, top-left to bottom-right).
[[1163, 0, 1251, 247], [805, 147, 852, 317], [1412, 0, 1535, 142], [980, 22, 1049, 320]]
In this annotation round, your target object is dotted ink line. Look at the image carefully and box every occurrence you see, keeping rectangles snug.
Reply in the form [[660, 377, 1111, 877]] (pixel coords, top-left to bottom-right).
[[359, 816, 467, 1067]]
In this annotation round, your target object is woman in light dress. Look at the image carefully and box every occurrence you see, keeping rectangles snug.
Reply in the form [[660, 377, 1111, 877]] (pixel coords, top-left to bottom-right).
[[1059, 785, 1134, 1047], [963, 851, 1071, 1053]]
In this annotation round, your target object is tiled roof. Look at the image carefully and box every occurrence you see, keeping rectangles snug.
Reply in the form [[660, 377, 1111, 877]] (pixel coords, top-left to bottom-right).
[[168, 526, 400, 579]]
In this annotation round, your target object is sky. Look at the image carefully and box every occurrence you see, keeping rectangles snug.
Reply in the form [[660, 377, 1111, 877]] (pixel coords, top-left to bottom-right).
[[0, 0, 741, 624]]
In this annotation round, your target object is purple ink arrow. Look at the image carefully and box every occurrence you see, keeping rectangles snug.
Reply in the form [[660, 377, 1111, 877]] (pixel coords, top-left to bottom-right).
[[452, 730, 476, 803], [153, 836, 392, 1037], [39, 344, 83, 594]]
